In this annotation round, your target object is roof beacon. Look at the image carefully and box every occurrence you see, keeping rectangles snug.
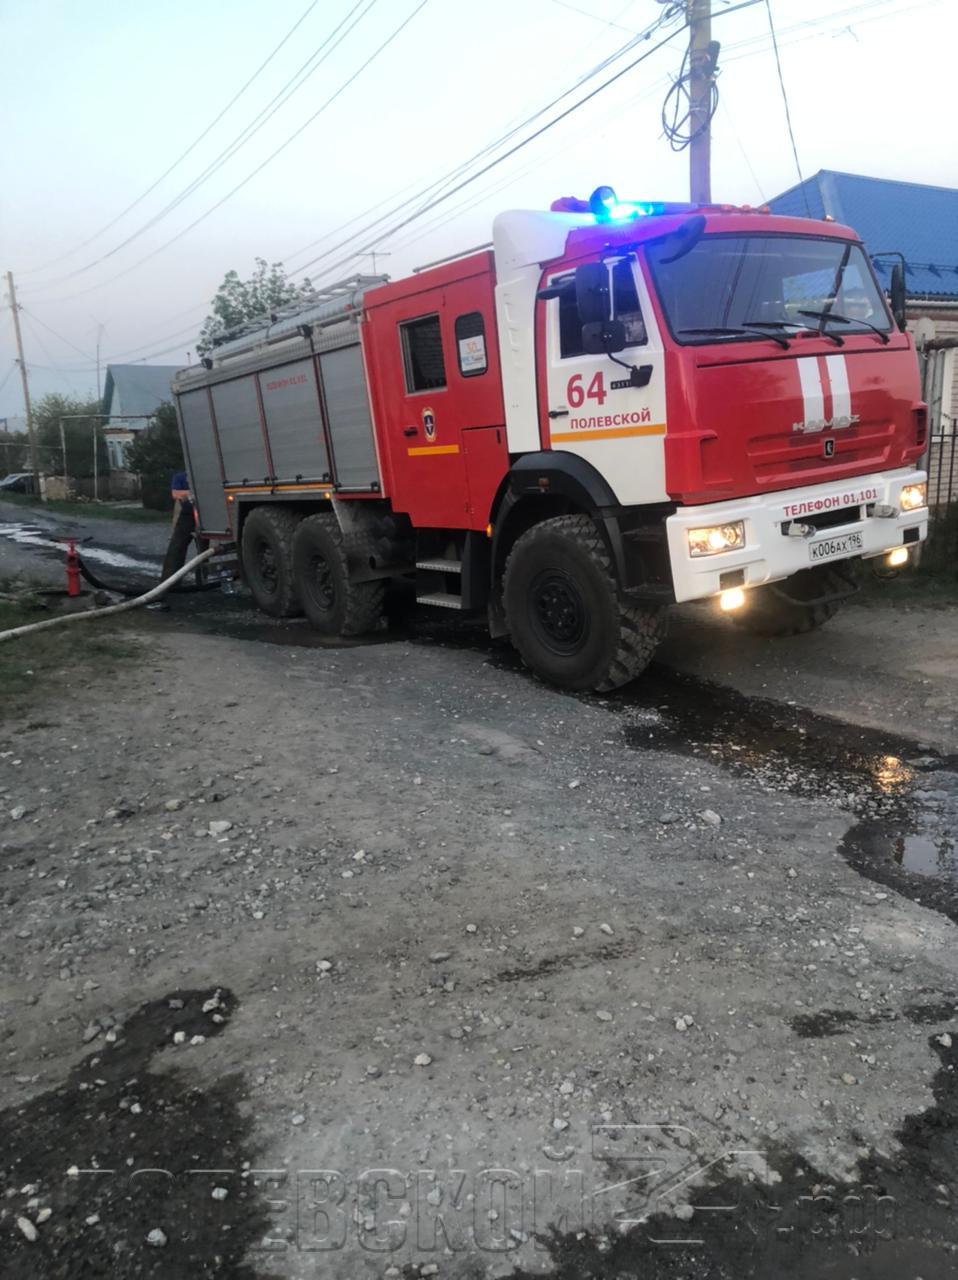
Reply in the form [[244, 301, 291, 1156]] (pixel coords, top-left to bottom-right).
[[589, 185, 663, 222]]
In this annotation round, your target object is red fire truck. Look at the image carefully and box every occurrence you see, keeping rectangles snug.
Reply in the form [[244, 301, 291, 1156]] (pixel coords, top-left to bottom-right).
[[172, 188, 928, 691]]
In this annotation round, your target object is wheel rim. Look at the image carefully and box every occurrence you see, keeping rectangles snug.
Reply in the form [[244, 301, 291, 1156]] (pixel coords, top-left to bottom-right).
[[530, 569, 588, 655], [255, 539, 279, 593], [308, 551, 336, 612]]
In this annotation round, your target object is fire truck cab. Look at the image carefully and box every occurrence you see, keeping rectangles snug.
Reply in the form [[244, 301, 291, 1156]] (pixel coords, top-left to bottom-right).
[[173, 189, 929, 692]]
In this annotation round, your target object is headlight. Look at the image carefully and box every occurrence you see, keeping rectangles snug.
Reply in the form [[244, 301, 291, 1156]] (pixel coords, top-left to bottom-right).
[[687, 520, 746, 557], [900, 483, 927, 512]]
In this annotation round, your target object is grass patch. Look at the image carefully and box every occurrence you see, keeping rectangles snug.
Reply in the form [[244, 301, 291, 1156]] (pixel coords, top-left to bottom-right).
[[0, 581, 139, 719], [0, 491, 169, 523]]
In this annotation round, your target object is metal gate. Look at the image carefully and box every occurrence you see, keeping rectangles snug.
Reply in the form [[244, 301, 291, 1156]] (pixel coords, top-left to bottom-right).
[[924, 431, 958, 571], [919, 343, 958, 573]]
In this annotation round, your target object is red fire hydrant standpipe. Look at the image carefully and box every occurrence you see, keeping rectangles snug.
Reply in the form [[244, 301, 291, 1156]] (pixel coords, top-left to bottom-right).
[[65, 539, 82, 598], [0, 547, 215, 644]]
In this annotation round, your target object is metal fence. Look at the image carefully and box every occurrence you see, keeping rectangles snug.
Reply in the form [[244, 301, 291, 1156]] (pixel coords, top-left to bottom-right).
[[924, 431, 958, 572]]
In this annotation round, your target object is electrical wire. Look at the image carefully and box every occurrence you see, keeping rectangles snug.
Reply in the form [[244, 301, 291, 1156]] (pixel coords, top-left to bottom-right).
[[283, 2, 684, 274], [545, 0, 645, 33], [288, 6, 694, 287], [292, 13, 697, 288], [25, 0, 380, 291], [718, 96, 767, 202], [20, 0, 325, 278], [20, 316, 90, 394], [661, 39, 719, 152], [26, 0, 432, 307], [764, 0, 810, 214], [0, 363, 17, 397], [19, 308, 94, 363], [14, 14, 677, 370]]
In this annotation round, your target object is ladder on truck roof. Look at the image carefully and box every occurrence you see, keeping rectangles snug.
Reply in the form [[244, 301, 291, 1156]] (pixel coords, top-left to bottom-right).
[[207, 273, 389, 366]]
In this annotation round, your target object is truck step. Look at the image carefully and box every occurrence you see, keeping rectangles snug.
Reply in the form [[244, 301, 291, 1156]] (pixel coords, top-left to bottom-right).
[[415, 559, 463, 574], [416, 591, 464, 610]]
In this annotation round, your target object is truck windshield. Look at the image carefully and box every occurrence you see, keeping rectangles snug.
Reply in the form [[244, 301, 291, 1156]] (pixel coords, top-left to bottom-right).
[[646, 234, 892, 344]]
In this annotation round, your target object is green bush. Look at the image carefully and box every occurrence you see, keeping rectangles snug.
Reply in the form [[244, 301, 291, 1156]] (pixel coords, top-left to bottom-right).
[[127, 403, 184, 511]]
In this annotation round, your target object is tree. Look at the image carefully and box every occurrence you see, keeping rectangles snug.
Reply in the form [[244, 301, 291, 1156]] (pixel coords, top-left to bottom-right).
[[198, 258, 313, 354], [127, 403, 184, 511], [32, 392, 106, 480], [0, 428, 29, 476]]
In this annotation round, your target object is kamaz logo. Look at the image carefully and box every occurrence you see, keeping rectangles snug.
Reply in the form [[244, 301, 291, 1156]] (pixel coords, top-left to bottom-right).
[[792, 414, 860, 435]]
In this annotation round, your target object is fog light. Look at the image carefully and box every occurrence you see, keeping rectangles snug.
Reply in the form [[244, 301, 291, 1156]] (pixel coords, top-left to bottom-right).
[[719, 587, 746, 611], [688, 520, 746, 557], [887, 547, 909, 568], [900, 483, 927, 512]]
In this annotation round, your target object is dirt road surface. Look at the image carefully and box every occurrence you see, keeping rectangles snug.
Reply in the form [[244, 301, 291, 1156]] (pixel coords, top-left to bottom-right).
[[2, 511, 958, 1278]]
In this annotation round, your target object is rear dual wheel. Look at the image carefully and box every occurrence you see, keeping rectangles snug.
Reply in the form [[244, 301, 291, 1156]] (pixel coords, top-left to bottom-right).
[[503, 514, 664, 692], [292, 514, 384, 636], [240, 507, 302, 617]]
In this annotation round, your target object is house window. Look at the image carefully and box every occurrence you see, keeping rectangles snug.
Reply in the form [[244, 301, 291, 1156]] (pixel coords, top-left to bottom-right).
[[556, 260, 647, 359], [454, 312, 488, 377], [400, 315, 446, 392], [108, 439, 128, 469]]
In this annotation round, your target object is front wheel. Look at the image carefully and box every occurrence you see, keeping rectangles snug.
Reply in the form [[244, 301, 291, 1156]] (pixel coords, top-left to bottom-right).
[[729, 564, 851, 637], [502, 514, 664, 692], [292, 513, 384, 636]]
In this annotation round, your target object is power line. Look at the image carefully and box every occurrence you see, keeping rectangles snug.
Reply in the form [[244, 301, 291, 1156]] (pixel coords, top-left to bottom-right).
[[19, 0, 325, 278], [26, 0, 432, 307], [26, 0, 379, 290], [293, 12, 700, 286], [765, 0, 810, 213], [21, 316, 90, 394], [0, 363, 17, 397], [19, 307, 94, 363], [545, 0, 647, 33], [718, 96, 767, 202], [288, 4, 690, 284]]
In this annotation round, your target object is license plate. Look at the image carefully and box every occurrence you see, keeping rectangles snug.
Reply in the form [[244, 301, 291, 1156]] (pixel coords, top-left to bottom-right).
[[808, 532, 863, 563]]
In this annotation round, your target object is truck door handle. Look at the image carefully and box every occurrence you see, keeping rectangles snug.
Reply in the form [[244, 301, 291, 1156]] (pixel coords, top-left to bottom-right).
[[548, 409, 569, 419], [403, 426, 418, 437]]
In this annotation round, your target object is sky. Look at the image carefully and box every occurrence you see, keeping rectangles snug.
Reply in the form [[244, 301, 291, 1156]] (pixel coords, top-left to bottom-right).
[[1, 0, 956, 421]]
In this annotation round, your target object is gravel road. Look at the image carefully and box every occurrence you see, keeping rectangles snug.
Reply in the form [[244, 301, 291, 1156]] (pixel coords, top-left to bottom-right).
[[2, 511, 958, 1278]]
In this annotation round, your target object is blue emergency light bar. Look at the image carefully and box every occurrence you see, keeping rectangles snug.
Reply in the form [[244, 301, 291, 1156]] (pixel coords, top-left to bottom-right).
[[550, 188, 698, 222], [590, 186, 663, 221]]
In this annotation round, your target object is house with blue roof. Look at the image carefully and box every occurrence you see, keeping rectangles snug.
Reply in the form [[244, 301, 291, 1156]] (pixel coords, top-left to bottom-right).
[[101, 363, 179, 471], [769, 170, 958, 435]]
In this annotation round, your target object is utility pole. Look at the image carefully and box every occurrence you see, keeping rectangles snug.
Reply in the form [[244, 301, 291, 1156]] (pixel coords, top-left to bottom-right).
[[687, 0, 713, 205], [94, 322, 104, 401], [5, 270, 41, 497]]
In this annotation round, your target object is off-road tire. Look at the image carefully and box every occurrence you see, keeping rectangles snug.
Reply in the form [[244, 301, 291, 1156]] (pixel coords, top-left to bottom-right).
[[292, 513, 384, 636], [240, 506, 303, 618], [503, 514, 664, 692], [729, 565, 847, 637]]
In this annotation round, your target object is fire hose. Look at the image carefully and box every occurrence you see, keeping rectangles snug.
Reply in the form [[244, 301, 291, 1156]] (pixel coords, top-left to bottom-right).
[[0, 547, 215, 644]]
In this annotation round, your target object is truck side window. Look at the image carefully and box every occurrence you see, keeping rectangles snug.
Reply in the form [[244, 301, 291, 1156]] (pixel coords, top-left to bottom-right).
[[557, 260, 647, 358], [400, 314, 446, 392], [454, 312, 488, 377]]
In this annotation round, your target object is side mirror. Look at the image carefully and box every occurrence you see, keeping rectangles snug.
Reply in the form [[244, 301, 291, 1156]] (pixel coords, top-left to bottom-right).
[[582, 319, 626, 355], [890, 263, 907, 332], [574, 262, 610, 326]]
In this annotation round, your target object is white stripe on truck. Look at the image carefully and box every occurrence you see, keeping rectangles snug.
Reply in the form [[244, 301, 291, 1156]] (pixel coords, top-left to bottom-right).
[[825, 354, 851, 421], [797, 357, 824, 423]]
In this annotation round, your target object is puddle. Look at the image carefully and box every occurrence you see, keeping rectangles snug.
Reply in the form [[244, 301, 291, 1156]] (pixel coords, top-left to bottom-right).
[[509, 1032, 958, 1280], [0, 987, 270, 1277], [616, 665, 958, 919], [0, 521, 160, 574]]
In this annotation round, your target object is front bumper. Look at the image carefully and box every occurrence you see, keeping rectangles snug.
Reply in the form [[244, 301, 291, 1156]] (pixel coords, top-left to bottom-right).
[[666, 468, 928, 604]]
